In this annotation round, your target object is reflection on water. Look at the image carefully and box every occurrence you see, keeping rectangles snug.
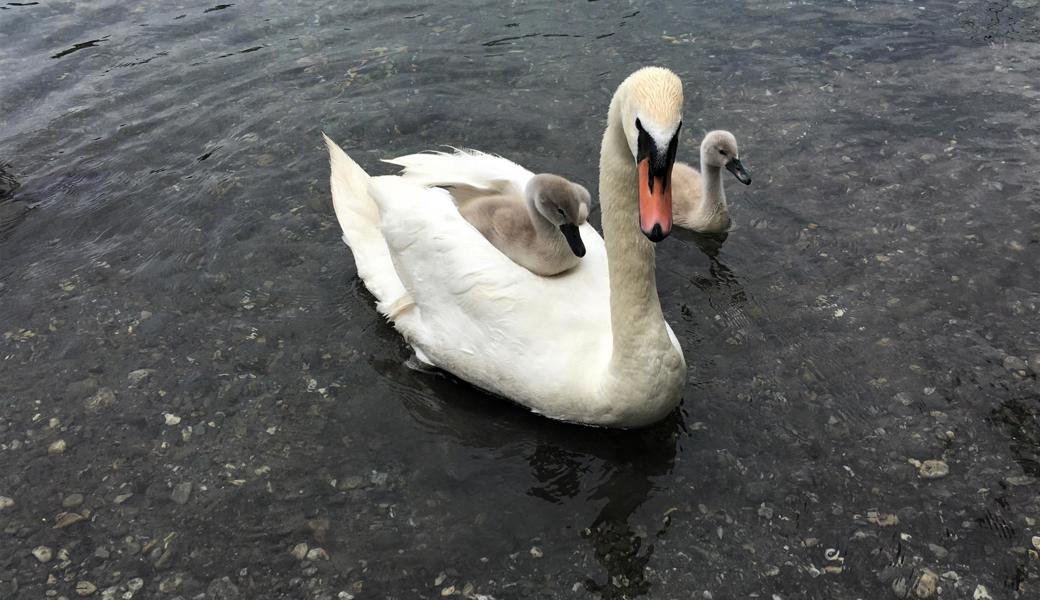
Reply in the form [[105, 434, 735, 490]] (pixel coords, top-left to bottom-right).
[[0, 164, 33, 244], [2, 0, 1040, 598], [0, 163, 18, 200], [393, 363, 682, 597]]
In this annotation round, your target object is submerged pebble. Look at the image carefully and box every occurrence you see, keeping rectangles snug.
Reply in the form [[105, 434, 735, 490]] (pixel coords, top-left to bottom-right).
[[127, 369, 154, 386], [207, 577, 240, 600], [84, 388, 116, 411], [914, 569, 938, 598], [918, 460, 949, 479], [1003, 356, 1027, 372], [158, 574, 183, 593], [32, 546, 53, 562], [170, 482, 192, 505]]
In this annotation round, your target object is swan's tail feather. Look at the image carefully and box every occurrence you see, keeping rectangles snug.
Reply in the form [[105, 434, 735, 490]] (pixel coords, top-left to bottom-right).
[[323, 133, 416, 326], [324, 133, 378, 247], [383, 148, 532, 194]]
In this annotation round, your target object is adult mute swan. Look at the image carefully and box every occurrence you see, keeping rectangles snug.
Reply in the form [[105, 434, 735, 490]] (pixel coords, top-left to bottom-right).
[[672, 130, 751, 233], [325, 66, 686, 427]]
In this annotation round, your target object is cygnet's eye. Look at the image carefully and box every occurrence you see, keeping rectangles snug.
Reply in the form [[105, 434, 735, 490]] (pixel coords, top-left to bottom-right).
[[557, 208, 566, 217], [719, 149, 727, 156]]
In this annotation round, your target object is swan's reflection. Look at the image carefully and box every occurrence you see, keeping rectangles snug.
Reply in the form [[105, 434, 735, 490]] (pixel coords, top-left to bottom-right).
[[379, 357, 683, 598], [668, 229, 744, 298], [575, 418, 679, 598]]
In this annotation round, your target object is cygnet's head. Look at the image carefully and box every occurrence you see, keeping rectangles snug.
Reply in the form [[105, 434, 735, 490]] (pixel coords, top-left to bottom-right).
[[700, 130, 751, 185], [528, 173, 592, 258]]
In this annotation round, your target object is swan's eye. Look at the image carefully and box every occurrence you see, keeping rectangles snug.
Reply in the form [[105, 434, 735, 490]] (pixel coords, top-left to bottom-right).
[[635, 118, 644, 132], [557, 208, 566, 217], [719, 149, 727, 155]]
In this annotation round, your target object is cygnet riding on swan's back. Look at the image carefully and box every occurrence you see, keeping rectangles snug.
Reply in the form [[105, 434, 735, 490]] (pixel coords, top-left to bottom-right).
[[672, 130, 752, 233], [381, 152, 591, 275], [324, 66, 686, 427], [457, 174, 590, 276]]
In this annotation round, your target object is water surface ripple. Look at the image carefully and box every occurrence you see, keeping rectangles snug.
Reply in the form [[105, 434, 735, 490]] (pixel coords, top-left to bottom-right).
[[2, 1, 1039, 598]]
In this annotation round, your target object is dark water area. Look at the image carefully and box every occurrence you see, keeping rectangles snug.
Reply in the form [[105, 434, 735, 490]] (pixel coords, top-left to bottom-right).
[[2, 1, 1040, 598]]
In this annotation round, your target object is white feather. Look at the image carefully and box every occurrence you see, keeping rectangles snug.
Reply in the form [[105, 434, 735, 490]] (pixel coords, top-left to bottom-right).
[[383, 148, 535, 196], [325, 134, 417, 334]]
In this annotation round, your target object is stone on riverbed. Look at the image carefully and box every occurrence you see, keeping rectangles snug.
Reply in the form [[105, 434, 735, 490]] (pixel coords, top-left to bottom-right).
[[127, 369, 155, 386], [918, 460, 949, 479], [207, 576, 240, 600], [32, 546, 53, 562], [914, 568, 938, 598], [171, 482, 192, 505]]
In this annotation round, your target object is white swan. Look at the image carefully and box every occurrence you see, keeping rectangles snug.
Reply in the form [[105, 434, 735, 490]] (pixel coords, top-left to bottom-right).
[[672, 130, 751, 233], [324, 66, 686, 427]]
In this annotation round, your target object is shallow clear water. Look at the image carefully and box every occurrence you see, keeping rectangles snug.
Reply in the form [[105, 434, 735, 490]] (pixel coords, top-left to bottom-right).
[[2, 1, 1040, 598]]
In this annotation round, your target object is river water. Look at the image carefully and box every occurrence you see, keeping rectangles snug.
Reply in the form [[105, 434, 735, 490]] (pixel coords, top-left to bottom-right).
[[2, 1, 1039, 598]]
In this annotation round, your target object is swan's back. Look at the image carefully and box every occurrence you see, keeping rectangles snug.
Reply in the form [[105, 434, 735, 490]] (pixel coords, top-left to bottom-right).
[[383, 149, 534, 197]]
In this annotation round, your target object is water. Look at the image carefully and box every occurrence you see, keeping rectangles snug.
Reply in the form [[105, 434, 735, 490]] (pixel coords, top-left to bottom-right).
[[2, 1, 1039, 598]]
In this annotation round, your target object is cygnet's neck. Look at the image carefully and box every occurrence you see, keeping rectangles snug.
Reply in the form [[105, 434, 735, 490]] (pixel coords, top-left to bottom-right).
[[697, 145, 728, 221], [523, 186, 568, 252]]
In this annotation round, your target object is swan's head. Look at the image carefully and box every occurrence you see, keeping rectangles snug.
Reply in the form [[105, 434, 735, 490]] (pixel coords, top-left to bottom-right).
[[701, 130, 751, 185], [528, 173, 592, 257], [617, 67, 684, 243]]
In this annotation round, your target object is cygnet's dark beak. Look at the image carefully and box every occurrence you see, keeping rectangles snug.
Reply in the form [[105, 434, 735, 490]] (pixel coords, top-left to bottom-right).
[[725, 158, 752, 185], [559, 223, 586, 257]]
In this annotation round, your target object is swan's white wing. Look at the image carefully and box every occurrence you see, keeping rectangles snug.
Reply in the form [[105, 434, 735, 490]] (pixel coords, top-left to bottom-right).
[[367, 174, 613, 418], [325, 133, 412, 319], [382, 149, 535, 197]]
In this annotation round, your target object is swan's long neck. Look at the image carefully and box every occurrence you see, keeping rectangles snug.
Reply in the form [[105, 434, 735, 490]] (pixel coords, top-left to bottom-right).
[[599, 100, 676, 384], [698, 145, 727, 220]]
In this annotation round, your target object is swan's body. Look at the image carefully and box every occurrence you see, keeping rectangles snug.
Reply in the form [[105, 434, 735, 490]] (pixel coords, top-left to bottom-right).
[[381, 153, 591, 276], [325, 67, 686, 427], [672, 131, 751, 233]]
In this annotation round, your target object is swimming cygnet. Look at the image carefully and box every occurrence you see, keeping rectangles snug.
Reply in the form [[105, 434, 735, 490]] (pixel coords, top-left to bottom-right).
[[672, 130, 752, 233], [458, 173, 591, 276]]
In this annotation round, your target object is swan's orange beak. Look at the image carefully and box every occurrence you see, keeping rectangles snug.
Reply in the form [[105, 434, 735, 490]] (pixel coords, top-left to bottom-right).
[[638, 158, 673, 242], [635, 119, 680, 243]]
